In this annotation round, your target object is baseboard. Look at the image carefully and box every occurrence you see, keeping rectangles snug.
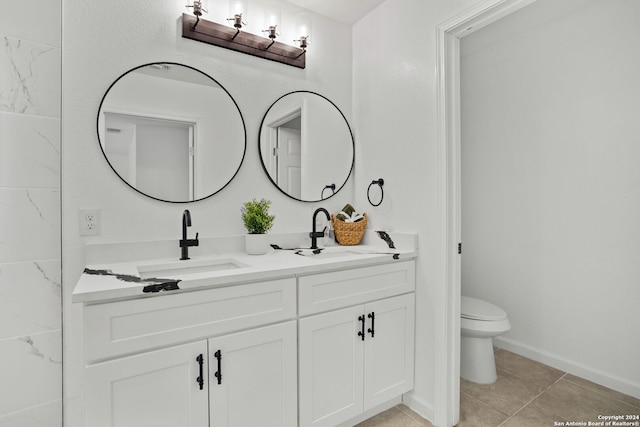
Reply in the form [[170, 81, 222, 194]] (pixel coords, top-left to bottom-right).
[[494, 337, 640, 399], [402, 391, 434, 424]]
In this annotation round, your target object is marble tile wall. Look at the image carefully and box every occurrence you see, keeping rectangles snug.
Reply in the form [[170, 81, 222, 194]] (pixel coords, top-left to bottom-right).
[[0, 1, 62, 425]]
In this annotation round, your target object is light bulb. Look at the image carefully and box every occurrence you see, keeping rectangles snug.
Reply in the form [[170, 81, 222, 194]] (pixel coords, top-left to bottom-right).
[[186, 0, 208, 17], [229, 0, 248, 20], [295, 13, 311, 48], [263, 1, 281, 39], [228, 0, 248, 29]]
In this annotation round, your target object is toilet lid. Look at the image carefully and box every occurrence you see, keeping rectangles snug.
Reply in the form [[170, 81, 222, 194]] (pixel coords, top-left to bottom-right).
[[461, 296, 507, 321]]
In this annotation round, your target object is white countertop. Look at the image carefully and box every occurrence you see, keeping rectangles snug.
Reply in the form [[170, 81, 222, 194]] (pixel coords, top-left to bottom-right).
[[73, 232, 418, 304]]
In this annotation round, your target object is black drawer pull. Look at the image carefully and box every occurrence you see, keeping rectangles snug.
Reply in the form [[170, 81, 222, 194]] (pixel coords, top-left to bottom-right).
[[214, 350, 222, 384], [196, 354, 204, 390], [357, 315, 365, 341], [368, 312, 375, 337]]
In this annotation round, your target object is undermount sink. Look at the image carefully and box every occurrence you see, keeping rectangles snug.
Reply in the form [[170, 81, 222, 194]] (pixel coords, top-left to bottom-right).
[[137, 258, 247, 279]]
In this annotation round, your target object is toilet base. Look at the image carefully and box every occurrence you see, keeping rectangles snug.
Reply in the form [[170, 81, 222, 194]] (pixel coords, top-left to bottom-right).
[[460, 336, 497, 384]]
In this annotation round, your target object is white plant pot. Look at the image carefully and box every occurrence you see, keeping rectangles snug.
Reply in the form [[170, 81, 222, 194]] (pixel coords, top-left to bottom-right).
[[245, 233, 270, 255]]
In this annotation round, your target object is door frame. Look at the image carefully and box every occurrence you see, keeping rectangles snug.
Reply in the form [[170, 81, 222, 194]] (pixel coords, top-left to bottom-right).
[[434, 0, 537, 425]]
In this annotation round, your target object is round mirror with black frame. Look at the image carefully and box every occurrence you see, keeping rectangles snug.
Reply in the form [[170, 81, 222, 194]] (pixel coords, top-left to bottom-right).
[[259, 91, 354, 202], [97, 62, 246, 203]]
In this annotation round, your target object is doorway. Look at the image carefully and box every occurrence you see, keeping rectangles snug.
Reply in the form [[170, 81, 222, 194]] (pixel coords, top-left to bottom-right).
[[263, 107, 304, 199], [434, 1, 537, 426]]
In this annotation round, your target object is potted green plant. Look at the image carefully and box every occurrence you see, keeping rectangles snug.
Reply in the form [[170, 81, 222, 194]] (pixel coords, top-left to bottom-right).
[[241, 198, 275, 255]]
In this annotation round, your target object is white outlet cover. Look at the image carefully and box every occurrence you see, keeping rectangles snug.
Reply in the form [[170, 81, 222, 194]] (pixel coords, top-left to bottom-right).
[[80, 208, 101, 236]]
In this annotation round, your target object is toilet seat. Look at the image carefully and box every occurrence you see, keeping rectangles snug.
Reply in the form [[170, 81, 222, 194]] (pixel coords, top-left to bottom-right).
[[461, 296, 507, 321]]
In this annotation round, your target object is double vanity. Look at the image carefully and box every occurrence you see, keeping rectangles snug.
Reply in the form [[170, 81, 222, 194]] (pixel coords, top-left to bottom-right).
[[82, 56, 409, 426], [73, 232, 417, 427]]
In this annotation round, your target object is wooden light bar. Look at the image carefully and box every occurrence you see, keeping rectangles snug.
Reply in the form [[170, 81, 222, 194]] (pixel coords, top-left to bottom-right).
[[181, 14, 306, 69]]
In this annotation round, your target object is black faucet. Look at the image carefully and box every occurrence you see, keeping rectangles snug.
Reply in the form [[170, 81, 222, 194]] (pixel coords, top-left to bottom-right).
[[179, 209, 199, 260], [309, 208, 331, 249]]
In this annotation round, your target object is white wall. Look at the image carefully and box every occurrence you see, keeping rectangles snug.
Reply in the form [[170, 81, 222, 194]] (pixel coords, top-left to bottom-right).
[[461, 0, 640, 398], [352, 0, 487, 419], [62, 0, 354, 425], [0, 1, 62, 425]]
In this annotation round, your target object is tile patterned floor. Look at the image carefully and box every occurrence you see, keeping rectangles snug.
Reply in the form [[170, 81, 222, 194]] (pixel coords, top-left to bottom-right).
[[356, 404, 434, 427], [357, 348, 640, 427]]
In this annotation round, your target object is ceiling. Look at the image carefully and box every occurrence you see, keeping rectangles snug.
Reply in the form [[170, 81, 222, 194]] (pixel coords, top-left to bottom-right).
[[285, 0, 387, 24]]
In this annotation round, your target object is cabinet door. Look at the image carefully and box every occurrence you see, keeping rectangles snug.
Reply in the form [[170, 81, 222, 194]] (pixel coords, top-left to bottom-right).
[[299, 305, 365, 427], [209, 321, 297, 427], [363, 293, 415, 410], [86, 341, 208, 427]]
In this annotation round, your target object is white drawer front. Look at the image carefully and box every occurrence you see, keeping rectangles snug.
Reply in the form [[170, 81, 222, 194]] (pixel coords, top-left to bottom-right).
[[298, 261, 415, 316], [85, 278, 296, 362]]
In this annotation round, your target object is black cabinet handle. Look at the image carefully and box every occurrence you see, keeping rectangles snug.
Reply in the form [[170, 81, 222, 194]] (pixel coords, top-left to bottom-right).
[[357, 315, 365, 341], [368, 312, 375, 337], [214, 350, 222, 384], [196, 354, 204, 390]]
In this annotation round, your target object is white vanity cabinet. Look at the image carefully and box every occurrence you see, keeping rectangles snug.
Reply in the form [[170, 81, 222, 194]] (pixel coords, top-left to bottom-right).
[[79, 255, 416, 427], [83, 278, 298, 427], [86, 340, 209, 426], [208, 321, 298, 427], [297, 261, 416, 427]]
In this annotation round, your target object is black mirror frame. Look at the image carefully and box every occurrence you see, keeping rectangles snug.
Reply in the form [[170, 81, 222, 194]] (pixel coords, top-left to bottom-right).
[[258, 90, 355, 203], [96, 61, 247, 203]]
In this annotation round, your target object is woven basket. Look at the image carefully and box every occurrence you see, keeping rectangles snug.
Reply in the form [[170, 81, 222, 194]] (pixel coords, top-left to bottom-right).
[[332, 214, 367, 246]]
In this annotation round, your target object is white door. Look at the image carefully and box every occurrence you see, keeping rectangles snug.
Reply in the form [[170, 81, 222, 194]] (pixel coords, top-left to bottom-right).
[[209, 321, 297, 427], [363, 293, 415, 409], [276, 127, 302, 199], [299, 305, 365, 427], [85, 341, 208, 427]]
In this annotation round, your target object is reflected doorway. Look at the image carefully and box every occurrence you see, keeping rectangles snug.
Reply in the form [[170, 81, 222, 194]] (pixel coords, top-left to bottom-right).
[[104, 113, 195, 201], [264, 108, 303, 199]]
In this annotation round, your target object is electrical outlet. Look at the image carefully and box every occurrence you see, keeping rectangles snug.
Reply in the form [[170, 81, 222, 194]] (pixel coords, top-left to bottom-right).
[[80, 209, 101, 236]]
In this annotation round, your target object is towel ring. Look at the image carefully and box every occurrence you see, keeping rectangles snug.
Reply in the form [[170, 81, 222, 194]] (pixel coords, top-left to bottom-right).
[[321, 183, 336, 200], [367, 178, 384, 206]]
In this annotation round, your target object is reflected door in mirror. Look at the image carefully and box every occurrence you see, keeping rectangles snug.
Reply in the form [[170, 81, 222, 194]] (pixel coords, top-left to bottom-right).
[[259, 91, 354, 202], [276, 127, 302, 199]]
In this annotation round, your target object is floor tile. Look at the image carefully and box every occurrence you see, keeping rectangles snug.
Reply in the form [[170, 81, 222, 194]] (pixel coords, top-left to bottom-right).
[[396, 404, 434, 426], [457, 392, 508, 427], [355, 406, 423, 427], [359, 351, 640, 427], [563, 374, 640, 410], [494, 349, 565, 389], [532, 378, 640, 422], [501, 404, 566, 427], [461, 369, 542, 416]]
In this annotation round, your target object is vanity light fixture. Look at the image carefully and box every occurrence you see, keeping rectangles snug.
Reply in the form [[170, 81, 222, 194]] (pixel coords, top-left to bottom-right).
[[227, 0, 248, 40], [294, 13, 311, 57], [149, 63, 172, 71], [262, 1, 281, 49], [181, 0, 306, 68], [185, 0, 208, 29]]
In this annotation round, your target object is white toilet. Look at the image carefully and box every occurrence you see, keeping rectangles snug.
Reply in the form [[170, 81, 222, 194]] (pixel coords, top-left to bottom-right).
[[460, 296, 511, 384]]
